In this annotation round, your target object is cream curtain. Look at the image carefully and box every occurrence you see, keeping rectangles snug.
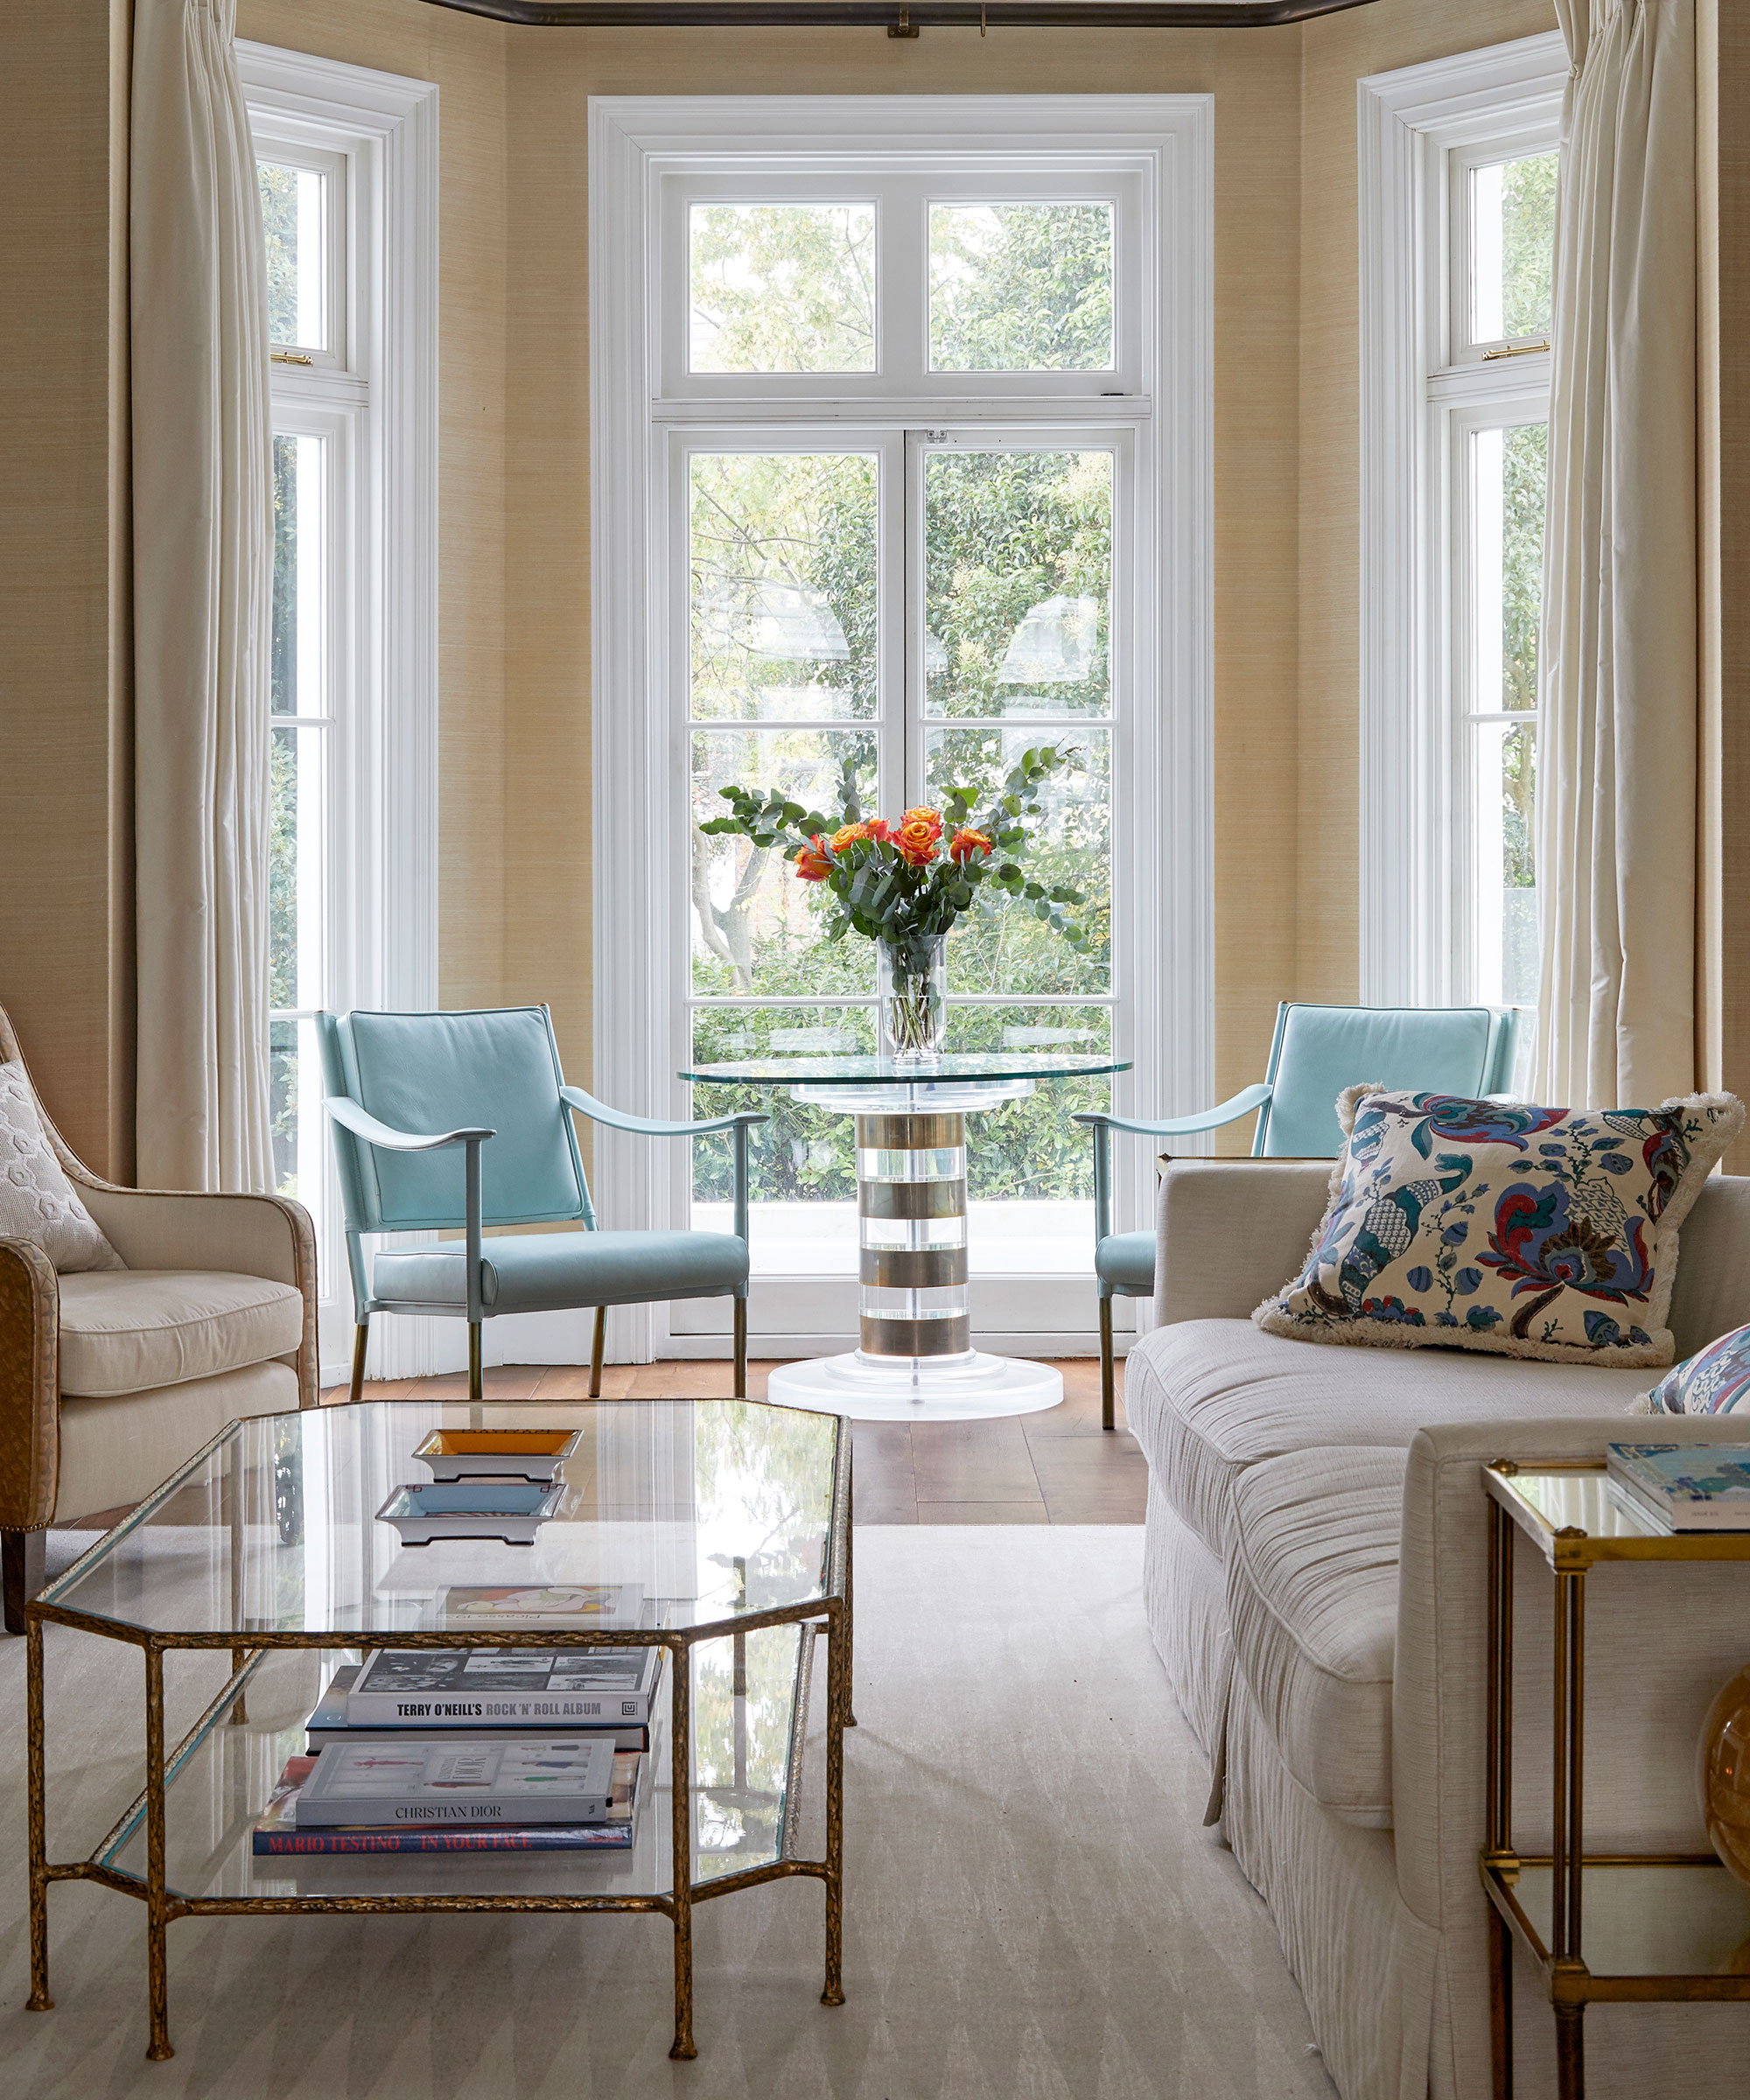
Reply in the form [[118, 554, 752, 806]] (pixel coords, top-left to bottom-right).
[[1532, 0, 1697, 1108], [131, 0, 276, 1193]]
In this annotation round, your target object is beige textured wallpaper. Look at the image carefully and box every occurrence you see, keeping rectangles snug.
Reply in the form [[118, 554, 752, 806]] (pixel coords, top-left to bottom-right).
[[0, 1, 132, 1176], [38, 0, 1750, 1190]]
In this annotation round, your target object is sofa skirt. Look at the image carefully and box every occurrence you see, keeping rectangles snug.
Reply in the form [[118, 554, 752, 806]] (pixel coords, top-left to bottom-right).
[[1143, 1475, 1232, 1788]]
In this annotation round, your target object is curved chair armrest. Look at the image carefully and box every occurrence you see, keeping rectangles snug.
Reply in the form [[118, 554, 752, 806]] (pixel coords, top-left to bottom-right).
[[1072, 1082, 1272, 1140], [559, 1086, 768, 1139], [326, 1097, 495, 1152], [0, 1239, 59, 1531]]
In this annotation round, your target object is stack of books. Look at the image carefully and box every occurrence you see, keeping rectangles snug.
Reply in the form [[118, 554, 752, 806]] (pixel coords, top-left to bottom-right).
[[1606, 1442, 1750, 1533], [255, 1640, 662, 1856]]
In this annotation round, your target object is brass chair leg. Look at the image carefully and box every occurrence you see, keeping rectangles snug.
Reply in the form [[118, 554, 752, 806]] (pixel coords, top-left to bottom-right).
[[590, 1306, 606, 1398], [467, 1322, 483, 1402], [733, 1297, 748, 1399], [1098, 1296, 1116, 1432], [349, 1321, 369, 1406]]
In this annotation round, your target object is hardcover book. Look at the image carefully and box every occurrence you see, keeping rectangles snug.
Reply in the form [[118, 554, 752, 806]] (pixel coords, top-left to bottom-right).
[[253, 1753, 640, 1854], [305, 1666, 648, 1754], [438, 1583, 643, 1629], [1605, 1442, 1750, 1531], [346, 1645, 662, 1727], [294, 1735, 618, 1828]]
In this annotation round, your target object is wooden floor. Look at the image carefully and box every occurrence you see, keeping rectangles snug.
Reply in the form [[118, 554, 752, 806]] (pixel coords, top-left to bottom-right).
[[318, 1357, 1144, 1525]]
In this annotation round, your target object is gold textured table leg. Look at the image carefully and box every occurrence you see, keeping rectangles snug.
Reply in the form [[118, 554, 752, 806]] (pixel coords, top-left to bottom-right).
[[822, 1599, 846, 2009], [144, 1642, 172, 2061], [230, 1648, 249, 1726], [1485, 1497, 1515, 2099], [25, 1616, 52, 2012], [844, 1462, 857, 1729], [1550, 1565, 1586, 2100], [668, 1638, 696, 2061]]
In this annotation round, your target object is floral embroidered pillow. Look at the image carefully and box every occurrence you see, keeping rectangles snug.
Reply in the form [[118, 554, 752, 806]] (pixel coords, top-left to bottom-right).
[[1633, 1324, 1750, 1415], [1254, 1087, 1745, 1368]]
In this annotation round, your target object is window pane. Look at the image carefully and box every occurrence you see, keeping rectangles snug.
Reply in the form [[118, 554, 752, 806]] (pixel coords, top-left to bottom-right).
[[690, 452, 878, 721], [258, 160, 326, 349], [270, 724, 325, 1013], [923, 450, 1111, 719], [1470, 152, 1557, 345], [1470, 422, 1546, 716], [270, 1017, 302, 1198], [1472, 719, 1538, 1008], [271, 432, 326, 716], [689, 204, 876, 374], [926, 725, 1111, 997], [928, 203, 1114, 372], [690, 728, 877, 997]]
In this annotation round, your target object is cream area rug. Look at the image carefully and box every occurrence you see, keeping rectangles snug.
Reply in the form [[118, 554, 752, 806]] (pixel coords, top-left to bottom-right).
[[0, 1528, 1338, 2100]]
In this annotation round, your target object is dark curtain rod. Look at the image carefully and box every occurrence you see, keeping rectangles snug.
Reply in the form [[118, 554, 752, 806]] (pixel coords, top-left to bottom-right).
[[416, 0, 1377, 28]]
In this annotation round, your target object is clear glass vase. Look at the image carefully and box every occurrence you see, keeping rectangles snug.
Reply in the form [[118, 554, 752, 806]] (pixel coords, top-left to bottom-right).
[[876, 935, 948, 1061]]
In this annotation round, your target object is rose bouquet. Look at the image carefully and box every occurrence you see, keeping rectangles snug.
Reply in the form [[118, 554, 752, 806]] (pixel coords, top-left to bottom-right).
[[698, 744, 1088, 1059]]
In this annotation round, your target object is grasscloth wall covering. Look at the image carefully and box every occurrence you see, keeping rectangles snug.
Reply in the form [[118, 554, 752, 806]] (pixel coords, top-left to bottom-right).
[[17, 0, 1750, 1179]]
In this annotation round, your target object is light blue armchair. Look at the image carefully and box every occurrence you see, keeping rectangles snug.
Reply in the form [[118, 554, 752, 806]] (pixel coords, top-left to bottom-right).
[[1074, 1001, 1521, 1430], [318, 1006, 767, 1404]]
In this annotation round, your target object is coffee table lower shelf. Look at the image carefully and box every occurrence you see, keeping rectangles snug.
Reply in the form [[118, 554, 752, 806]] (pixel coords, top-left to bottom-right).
[[26, 1612, 845, 2062]]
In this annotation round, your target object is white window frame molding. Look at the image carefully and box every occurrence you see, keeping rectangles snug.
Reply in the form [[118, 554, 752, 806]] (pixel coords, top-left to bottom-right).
[[589, 94, 1214, 1366], [240, 42, 440, 1383], [1357, 32, 1567, 1007]]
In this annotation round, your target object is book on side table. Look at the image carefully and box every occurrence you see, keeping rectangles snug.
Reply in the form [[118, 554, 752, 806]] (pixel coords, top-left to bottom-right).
[[1606, 1442, 1750, 1532]]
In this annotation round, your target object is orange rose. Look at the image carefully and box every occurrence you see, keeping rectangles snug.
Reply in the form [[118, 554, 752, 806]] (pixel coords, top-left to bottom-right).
[[831, 822, 872, 851], [866, 817, 892, 843], [794, 835, 832, 882], [949, 827, 993, 864], [894, 807, 943, 866]]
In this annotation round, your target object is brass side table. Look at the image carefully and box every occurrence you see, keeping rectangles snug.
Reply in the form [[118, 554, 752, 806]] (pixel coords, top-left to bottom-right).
[[1480, 1458, 1750, 2098]]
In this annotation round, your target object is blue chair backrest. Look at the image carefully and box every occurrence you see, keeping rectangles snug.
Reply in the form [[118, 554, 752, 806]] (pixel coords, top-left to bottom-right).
[[317, 1006, 591, 1233], [1255, 1003, 1520, 1158]]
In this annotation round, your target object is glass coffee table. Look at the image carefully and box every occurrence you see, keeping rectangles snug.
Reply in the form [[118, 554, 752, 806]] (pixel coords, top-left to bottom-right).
[[682, 1049, 1129, 1421], [24, 1397, 851, 2062]]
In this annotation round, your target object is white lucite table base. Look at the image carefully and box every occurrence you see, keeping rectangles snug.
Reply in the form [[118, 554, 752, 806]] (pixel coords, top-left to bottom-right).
[[772, 1075, 1067, 1423], [768, 1348, 1063, 1422]]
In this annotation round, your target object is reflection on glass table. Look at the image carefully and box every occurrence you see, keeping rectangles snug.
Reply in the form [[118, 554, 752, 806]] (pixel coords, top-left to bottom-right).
[[681, 1050, 1128, 1421], [27, 1400, 852, 2065]]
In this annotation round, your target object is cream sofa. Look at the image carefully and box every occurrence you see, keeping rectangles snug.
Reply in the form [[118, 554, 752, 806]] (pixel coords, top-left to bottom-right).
[[1127, 1158, 1750, 2100], [0, 1009, 316, 1631]]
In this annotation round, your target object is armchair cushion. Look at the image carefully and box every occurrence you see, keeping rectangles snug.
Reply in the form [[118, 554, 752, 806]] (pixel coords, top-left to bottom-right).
[[0, 1061, 122, 1273], [1095, 1229, 1155, 1296], [372, 1229, 749, 1317], [57, 1270, 305, 1398]]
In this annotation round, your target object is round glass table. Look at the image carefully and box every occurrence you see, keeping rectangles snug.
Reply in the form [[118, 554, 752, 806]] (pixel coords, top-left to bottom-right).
[[679, 1051, 1130, 1422]]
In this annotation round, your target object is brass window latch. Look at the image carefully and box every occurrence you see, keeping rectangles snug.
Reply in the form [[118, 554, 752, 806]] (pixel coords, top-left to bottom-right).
[[888, 5, 920, 33], [270, 348, 314, 367], [1481, 339, 1550, 361]]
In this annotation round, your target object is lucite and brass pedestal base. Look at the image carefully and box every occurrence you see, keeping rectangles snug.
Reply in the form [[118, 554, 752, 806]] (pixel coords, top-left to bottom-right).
[[767, 1080, 1065, 1423]]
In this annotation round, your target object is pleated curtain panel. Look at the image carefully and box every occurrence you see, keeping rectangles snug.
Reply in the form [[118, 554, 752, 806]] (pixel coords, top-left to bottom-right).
[[1532, 0, 1698, 1110], [131, 0, 276, 1193]]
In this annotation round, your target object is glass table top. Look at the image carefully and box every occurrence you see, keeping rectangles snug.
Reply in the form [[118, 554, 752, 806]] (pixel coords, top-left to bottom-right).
[[680, 1050, 1130, 1085], [1506, 1864, 1750, 1978], [1486, 1460, 1750, 1564], [42, 1399, 847, 1640]]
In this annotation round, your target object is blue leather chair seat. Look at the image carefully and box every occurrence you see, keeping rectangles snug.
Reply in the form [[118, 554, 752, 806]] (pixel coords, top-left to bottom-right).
[[1095, 1230, 1156, 1296], [373, 1230, 749, 1317]]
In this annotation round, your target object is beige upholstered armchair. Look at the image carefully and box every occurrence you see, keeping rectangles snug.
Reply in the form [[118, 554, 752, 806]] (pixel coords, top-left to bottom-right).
[[0, 1005, 317, 1631]]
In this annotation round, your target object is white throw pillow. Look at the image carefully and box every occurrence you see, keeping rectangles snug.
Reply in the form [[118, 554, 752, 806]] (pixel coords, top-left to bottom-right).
[[0, 1060, 124, 1272]]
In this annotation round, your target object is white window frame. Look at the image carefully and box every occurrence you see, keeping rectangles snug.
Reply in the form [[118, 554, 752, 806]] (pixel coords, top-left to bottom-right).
[[1358, 32, 1566, 1012], [589, 94, 1214, 1366], [240, 43, 440, 1383]]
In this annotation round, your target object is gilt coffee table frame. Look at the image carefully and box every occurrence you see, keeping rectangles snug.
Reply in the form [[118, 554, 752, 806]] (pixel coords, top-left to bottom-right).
[[24, 1399, 854, 2064]]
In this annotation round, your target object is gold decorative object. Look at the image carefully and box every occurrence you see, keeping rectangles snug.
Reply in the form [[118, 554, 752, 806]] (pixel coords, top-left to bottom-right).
[[1698, 1666, 1750, 1886]]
